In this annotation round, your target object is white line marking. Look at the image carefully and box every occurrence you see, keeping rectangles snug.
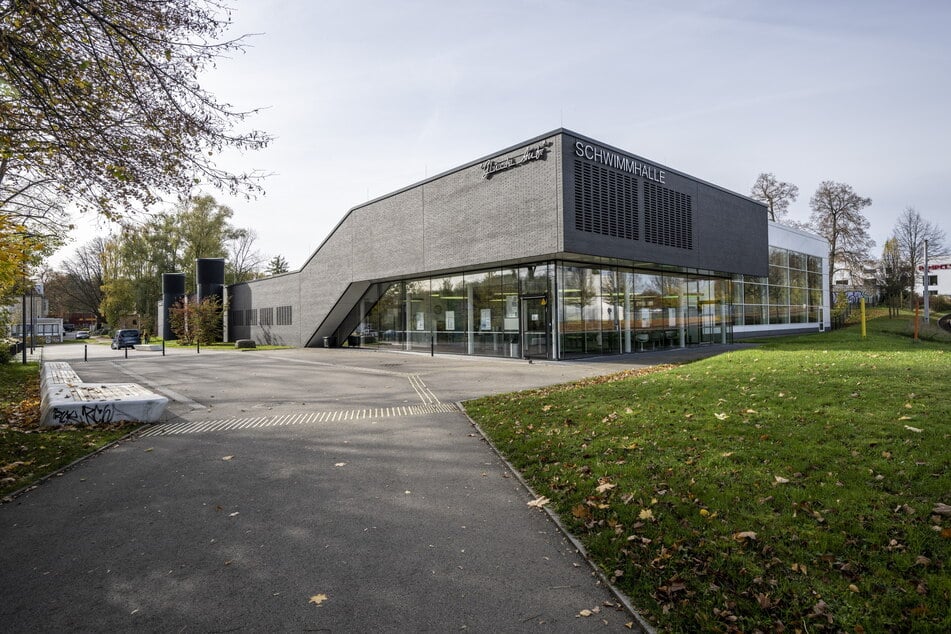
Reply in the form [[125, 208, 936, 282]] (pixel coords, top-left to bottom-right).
[[140, 403, 461, 436]]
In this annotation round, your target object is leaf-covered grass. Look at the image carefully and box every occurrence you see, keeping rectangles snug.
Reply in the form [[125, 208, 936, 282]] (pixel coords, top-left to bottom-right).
[[465, 319, 950, 632], [0, 362, 137, 498]]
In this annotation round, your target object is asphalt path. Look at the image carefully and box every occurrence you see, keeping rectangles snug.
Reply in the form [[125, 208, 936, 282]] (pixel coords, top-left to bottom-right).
[[1, 342, 733, 631]]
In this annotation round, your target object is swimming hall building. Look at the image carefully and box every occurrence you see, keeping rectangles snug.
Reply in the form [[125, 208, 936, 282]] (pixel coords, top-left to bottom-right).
[[227, 129, 830, 359]]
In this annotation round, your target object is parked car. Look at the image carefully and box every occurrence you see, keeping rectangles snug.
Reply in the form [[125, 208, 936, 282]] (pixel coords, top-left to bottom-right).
[[111, 329, 141, 349], [75, 330, 90, 339]]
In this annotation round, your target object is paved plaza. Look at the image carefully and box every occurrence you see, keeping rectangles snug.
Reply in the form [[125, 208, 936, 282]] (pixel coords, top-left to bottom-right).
[[1, 343, 731, 631]]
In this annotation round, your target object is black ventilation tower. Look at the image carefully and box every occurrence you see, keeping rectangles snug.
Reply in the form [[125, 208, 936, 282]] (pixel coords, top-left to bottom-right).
[[160, 273, 186, 339]]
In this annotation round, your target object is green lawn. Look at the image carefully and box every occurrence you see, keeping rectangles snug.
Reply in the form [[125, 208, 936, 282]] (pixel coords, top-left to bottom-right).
[[465, 317, 950, 632], [0, 362, 138, 498]]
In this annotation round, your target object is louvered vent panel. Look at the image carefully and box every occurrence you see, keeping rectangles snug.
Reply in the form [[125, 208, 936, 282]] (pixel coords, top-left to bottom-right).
[[644, 182, 693, 250], [573, 159, 638, 240]]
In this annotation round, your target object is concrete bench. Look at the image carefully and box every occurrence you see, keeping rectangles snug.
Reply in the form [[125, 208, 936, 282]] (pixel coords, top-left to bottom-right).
[[134, 344, 163, 351], [41, 361, 82, 390], [40, 361, 168, 427]]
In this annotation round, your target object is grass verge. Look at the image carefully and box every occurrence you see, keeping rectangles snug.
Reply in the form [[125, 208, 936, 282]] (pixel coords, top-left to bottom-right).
[[157, 339, 289, 350], [0, 362, 138, 499], [465, 319, 950, 632]]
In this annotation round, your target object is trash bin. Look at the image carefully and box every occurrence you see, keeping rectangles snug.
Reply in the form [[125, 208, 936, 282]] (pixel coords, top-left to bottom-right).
[[347, 335, 361, 347], [323, 335, 336, 348]]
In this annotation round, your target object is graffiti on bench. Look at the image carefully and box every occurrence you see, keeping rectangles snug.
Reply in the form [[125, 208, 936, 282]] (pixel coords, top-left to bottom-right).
[[51, 404, 116, 425]]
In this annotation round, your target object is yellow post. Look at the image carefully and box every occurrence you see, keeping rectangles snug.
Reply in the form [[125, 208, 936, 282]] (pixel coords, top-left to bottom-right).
[[860, 297, 867, 338]]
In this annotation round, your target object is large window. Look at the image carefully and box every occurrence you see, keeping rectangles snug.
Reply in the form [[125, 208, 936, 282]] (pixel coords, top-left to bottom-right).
[[353, 264, 551, 358], [735, 247, 823, 326], [351, 260, 732, 359], [558, 263, 729, 357]]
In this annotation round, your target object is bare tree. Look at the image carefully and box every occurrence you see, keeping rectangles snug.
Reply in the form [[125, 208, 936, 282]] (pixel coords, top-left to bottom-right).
[[46, 236, 109, 327], [892, 207, 948, 308], [750, 173, 799, 222], [227, 228, 264, 284], [809, 181, 874, 310]]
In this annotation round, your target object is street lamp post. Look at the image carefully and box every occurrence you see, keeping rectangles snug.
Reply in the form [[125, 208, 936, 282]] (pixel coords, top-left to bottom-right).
[[20, 287, 27, 364], [923, 239, 930, 323]]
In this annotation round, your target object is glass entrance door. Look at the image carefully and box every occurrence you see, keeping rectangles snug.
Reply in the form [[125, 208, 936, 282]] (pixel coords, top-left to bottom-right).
[[521, 296, 549, 360]]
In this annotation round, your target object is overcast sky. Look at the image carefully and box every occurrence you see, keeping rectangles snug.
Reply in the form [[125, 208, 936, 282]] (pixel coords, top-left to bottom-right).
[[56, 0, 951, 269]]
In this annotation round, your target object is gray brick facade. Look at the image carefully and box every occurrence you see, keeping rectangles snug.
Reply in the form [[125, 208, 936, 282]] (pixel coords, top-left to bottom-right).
[[228, 129, 769, 348]]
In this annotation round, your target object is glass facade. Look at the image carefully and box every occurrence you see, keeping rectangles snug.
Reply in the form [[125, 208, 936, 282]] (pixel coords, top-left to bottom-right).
[[348, 260, 733, 360], [734, 247, 823, 326]]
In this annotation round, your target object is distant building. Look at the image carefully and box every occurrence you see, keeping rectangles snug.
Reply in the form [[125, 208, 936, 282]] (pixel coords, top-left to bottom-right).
[[3, 283, 64, 343], [915, 257, 951, 297], [831, 259, 880, 304]]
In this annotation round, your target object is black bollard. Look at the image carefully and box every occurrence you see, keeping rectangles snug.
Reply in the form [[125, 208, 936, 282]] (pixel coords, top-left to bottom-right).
[[84, 344, 87, 362]]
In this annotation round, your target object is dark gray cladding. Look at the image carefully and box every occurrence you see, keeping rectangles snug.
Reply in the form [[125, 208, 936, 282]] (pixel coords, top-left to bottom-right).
[[160, 273, 186, 340], [196, 258, 225, 303], [562, 133, 768, 276], [162, 273, 186, 296]]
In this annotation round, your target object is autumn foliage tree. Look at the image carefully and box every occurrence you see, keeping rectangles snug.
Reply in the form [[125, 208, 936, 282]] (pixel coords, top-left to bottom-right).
[[876, 238, 909, 318], [95, 194, 242, 331], [0, 0, 269, 226], [168, 295, 221, 345]]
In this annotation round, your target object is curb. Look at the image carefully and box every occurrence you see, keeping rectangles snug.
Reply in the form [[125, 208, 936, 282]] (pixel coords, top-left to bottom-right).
[[1, 424, 148, 504], [458, 401, 657, 634]]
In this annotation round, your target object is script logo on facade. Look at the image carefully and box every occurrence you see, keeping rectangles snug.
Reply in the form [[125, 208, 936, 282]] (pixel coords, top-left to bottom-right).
[[481, 141, 552, 179]]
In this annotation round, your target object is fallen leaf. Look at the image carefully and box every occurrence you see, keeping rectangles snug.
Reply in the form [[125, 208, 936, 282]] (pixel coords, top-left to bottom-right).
[[638, 508, 654, 520], [527, 496, 550, 508], [745, 409, 757, 414], [229, 512, 239, 517], [714, 412, 729, 420], [733, 531, 757, 541], [898, 415, 912, 421], [578, 609, 593, 617], [572, 504, 591, 519], [774, 476, 790, 484], [334, 462, 347, 467], [595, 481, 616, 493], [309, 594, 328, 605], [144, 448, 153, 452], [904, 425, 923, 433], [221, 455, 233, 461], [933, 503, 951, 517], [848, 584, 859, 593]]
